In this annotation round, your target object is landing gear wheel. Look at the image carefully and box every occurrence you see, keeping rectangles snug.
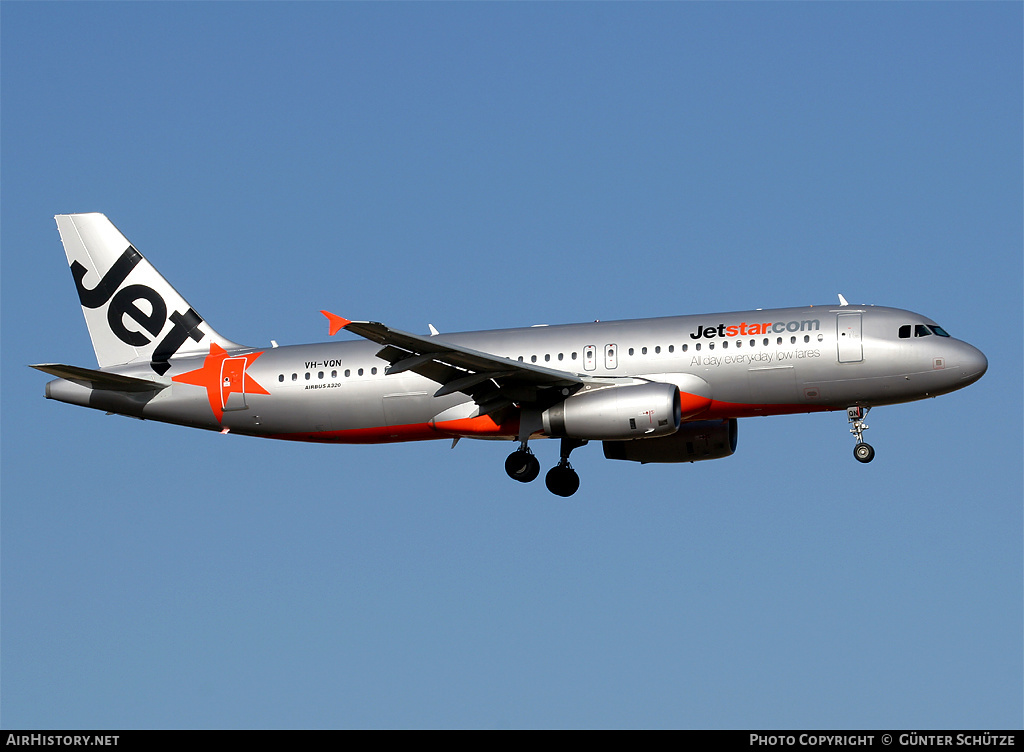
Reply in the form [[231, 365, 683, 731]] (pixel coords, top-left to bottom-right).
[[853, 442, 875, 463], [545, 464, 580, 497], [505, 449, 540, 483]]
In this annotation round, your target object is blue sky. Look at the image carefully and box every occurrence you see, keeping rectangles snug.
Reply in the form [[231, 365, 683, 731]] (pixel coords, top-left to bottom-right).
[[2, 2, 1021, 729]]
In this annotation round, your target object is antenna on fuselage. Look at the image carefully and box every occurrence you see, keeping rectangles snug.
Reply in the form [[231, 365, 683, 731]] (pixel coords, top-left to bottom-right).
[[837, 294, 849, 306]]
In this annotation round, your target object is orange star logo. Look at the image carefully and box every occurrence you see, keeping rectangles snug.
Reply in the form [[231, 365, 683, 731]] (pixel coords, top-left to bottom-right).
[[172, 343, 270, 422]]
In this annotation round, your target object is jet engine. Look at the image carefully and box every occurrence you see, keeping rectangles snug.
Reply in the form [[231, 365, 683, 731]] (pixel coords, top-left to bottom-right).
[[542, 382, 681, 441], [602, 419, 737, 463]]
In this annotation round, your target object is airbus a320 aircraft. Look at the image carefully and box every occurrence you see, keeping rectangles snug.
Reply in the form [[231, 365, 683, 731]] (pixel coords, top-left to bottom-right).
[[34, 214, 987, 496]]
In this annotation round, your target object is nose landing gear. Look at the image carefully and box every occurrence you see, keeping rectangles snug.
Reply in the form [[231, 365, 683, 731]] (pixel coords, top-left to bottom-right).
[[848, 406, 875, 463]]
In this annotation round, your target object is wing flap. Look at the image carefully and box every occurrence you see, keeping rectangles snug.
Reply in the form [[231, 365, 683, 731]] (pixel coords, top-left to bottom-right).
[[433, 370, 515, 398]]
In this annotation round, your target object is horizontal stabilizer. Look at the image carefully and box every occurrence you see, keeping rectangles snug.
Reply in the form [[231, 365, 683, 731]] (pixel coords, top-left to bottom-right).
[[30, 363, 169, 392]]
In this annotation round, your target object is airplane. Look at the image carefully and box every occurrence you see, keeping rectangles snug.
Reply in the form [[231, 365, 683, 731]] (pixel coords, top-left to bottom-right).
[[33, 213, 988, 497]]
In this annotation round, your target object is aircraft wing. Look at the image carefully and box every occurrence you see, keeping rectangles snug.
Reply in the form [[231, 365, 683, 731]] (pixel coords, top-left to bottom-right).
[[327, 314, 587, 413]]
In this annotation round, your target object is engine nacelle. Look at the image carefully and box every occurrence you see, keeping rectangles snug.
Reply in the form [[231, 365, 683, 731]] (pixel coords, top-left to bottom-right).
[[542, 382, 681, 441], [602, 419, 738, 463]]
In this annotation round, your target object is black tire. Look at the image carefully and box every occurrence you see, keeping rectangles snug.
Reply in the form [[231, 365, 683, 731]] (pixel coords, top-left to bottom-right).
[[853, 442, 875, 463], [505, 450, 540, 483], [545, 465, 580, 497]]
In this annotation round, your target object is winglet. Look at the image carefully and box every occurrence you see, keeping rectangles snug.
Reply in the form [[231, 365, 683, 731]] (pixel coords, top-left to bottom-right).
[[320, 310, 351, 336]]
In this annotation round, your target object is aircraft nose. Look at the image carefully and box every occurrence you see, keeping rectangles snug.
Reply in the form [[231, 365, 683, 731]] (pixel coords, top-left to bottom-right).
[[958, 342, 988, 385]]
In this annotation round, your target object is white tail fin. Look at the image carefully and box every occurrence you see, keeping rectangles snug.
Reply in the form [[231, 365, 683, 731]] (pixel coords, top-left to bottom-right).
[[55, 213, 243, 374]]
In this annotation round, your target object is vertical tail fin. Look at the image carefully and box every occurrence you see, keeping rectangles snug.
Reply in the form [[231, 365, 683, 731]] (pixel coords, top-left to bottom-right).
[[55, 213, 243, 374]]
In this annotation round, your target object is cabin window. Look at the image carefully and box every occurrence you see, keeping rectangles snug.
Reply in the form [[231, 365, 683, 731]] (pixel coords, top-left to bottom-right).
[[655, 346, 661, 354], [682, 344, 689, 352], [531, 355, 537, 363], [332, 370, 337, 378], [345, 369, 351, 377], [358, 368, 364, 376], [292, 373, 297, 381], [642, 347, 648, 355], [628, 348, 635, 356], [668, 345, 674, 353], [544, 354, 550, 362], [305, 372, 310, 380], [318, 371, 324, 379], [278, 374, 284, 382]]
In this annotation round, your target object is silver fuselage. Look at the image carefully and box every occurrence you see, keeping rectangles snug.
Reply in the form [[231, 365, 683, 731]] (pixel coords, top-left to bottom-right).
[[45, 304, 988, 443]]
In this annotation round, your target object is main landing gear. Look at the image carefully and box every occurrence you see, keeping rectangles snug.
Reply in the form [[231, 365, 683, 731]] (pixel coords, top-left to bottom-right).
[[504, 444, 540, 483], [847, 406, 875, 463], [505, 438, 588, 497]]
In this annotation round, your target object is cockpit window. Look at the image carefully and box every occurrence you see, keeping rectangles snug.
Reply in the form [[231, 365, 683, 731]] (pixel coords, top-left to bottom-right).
[[900, 323, 951, 339]]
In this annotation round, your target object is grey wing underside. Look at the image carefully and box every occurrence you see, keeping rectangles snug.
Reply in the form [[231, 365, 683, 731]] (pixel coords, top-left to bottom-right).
[[342, 320, 588, 415]]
